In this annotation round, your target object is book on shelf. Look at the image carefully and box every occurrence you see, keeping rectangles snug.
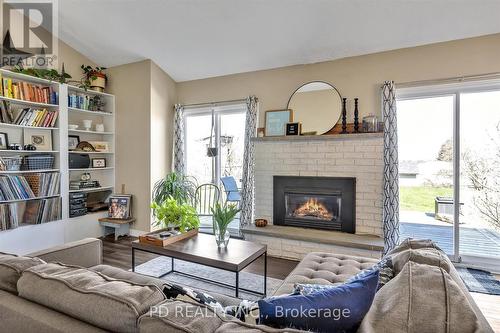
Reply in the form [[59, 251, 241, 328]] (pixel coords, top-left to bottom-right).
[[0, 197, 61, 230], [0, 172, 60, 201], [0, 75, 58, 104], [1, 107, 59, 127]]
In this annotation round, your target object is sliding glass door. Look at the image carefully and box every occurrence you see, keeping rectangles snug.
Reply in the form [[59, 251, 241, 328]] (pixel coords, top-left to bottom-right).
[[397, 80, 500, 265], [460, 90, 500, 260], [397, 95, 456, 257], [184, 106, 246, 187]]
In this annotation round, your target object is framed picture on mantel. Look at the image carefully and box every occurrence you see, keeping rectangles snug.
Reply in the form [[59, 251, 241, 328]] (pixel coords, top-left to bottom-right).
[[265, 109, 293, 136]]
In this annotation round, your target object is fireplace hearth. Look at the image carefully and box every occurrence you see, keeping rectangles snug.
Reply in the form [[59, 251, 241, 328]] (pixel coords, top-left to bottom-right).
[[274, 176, 355, 233]]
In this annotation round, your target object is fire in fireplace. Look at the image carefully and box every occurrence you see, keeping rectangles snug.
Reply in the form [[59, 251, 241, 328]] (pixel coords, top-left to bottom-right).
[[286, 194, 340, 221], [274, 176, 355, 233]]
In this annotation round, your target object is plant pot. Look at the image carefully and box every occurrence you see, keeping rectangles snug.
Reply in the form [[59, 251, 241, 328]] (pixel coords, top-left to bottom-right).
[[89, 72, 106, 92], [214, 224, 230, 248]]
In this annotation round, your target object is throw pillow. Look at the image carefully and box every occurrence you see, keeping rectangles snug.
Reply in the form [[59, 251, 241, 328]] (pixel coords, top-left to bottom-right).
[[162, 283, 225, 313], [258, 269, 379, 333], [344, 256, 393, 291]]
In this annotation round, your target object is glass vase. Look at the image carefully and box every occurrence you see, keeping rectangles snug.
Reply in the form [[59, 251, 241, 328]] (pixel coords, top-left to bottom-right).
[[214, 224, 230, 248]]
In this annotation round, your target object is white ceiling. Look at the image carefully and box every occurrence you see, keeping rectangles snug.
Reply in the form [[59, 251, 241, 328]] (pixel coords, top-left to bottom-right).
[[57, 0, 500, 82]]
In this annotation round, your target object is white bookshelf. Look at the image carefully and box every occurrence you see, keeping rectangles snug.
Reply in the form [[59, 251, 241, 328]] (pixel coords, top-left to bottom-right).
[[66, 84, 115, 219], [0, 69, 62, 230], [0, 68, 116, 239]]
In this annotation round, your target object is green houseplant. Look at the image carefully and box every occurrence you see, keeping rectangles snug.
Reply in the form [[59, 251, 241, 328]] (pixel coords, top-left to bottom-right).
[[152, 172, 196, 207], [151, 196, 199, 233], [211, 202, 240, 248]]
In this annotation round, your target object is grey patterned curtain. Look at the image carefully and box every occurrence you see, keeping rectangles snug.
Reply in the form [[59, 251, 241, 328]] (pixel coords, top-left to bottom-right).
[[382, 81, 400, 255], [240, 96, 258, 228], [173, 104, 185, 174]]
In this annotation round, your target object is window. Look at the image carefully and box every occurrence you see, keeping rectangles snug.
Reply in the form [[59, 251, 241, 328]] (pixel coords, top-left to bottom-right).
[[397, 79, 500, 267], [184, 103, 246, 233]]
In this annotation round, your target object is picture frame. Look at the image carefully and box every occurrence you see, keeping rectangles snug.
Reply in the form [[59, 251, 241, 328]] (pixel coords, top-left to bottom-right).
[[257, 127, 265, 137], [265, 109, 293, 136], [92, 158, 106, 168], [108, 194, 132, 219], [23, 128, 52, 151], [0, 132, 8, 150], [88, 141, 109, 152], [286, 122, 301, 136], [68, 135, 80, 150]]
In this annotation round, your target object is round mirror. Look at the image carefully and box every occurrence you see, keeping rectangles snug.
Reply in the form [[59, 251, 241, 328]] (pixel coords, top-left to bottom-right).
[[287, 81, 342, 135]]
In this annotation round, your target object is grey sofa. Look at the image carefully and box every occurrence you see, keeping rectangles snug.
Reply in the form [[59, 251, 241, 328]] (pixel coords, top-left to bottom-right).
[[0, 238, 493, 333]]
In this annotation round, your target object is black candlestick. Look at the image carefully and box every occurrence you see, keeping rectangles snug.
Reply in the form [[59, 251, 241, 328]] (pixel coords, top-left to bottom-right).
[[353, 98, 360, 133], [341, 98, 348, 134]]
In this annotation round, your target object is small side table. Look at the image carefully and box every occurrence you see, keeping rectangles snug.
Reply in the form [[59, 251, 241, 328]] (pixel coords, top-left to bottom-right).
[[99, 218, 135, 240]]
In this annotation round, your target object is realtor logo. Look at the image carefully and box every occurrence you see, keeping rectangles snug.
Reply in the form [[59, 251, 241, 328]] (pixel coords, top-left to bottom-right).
[[1, 0, 58, 68]]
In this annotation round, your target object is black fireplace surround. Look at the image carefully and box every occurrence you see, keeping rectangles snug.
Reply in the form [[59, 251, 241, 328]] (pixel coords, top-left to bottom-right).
[[273, 176, 356, 233]]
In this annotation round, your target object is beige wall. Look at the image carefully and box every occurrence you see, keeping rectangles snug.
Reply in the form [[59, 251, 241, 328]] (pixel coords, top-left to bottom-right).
[[108, 60, 152, 232], [150, 61, 177, 199], [177, 33, 500, 127], [108, 60, 177, 232]]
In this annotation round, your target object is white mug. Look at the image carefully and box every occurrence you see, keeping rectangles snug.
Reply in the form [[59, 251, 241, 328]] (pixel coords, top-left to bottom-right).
[[95, 123, 105, 132], [82, 120, 92, 131]]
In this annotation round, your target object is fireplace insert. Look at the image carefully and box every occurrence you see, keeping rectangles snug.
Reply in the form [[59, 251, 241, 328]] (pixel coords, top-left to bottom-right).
[[274, 176, 355, 233]]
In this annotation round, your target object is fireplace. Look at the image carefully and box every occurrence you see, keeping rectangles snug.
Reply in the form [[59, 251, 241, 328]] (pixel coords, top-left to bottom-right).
[[274, 176, 355, 233]]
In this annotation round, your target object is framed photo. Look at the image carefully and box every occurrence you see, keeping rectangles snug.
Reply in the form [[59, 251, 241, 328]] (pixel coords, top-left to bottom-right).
[[68, 135, 80, 150], [24, 128, 52, 151], [108, 194, 132, 219], [265, 109, 293, 136], [88, 141, 109, 152], [257, 127, 265, 137], [286, 122, 301, 136], [92, 158, 106, 168], [0, 132, 8, 150]]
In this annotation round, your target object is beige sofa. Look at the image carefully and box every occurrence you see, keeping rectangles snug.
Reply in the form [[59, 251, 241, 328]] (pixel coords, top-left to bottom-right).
[[0, 238, 493, 333]]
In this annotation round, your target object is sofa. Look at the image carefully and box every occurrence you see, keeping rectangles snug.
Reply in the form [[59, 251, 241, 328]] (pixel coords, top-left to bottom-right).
[[0, 238, 493, 333]]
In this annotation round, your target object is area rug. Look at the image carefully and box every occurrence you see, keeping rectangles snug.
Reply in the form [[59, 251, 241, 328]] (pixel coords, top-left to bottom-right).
[[133, 256, 283, 300], [456, 267, 500, 295]]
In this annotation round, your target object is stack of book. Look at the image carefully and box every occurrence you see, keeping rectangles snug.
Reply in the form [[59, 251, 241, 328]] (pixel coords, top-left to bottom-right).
[[0, 175, 35, 201], [0, 75, 58, 104], [68, 93, 91, 110], [0, 106, 59, 127], [0, 197, 61, 230], [25, 172, 60, 197], [0, 172, 60, 201]]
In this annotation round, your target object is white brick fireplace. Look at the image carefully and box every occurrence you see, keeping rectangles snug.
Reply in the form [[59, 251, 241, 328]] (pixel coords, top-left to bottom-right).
[[253, 133, 384, 235], [244, 133, 385, 259]]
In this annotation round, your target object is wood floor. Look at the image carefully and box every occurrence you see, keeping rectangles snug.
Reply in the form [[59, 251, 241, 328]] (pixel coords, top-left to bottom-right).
[[102, 235, 499, 331]]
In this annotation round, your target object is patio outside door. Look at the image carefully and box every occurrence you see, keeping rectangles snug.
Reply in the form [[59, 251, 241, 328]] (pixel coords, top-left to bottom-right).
[[397, 80, 500, 267]]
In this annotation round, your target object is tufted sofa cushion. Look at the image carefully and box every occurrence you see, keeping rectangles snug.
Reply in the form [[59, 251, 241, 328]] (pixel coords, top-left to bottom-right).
[[273, 252, 378, 296]]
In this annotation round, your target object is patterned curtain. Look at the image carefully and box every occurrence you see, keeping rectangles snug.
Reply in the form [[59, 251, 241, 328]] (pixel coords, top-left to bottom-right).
[[382, 81, 400, 255], [173, 104, 185, 174], [240, 96, 258, 228]]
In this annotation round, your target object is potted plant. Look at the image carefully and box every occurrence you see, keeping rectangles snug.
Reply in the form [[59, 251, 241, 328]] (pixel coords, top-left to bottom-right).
[[211, 202, 240, 248], [81, 65, 107, 92], [151, 196, 200, 234], [152, 172, 196, 209]]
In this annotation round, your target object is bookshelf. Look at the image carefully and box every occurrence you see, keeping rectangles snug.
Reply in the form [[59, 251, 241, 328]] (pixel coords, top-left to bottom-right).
[[66, 85, 115, 219], [0, 68, 116, 237]]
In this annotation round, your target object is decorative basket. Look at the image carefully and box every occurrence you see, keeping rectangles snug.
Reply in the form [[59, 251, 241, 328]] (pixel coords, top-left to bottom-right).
[[255, 218, 268, 227], [0, 156, 22, 171], [22, 154, 55, 170]]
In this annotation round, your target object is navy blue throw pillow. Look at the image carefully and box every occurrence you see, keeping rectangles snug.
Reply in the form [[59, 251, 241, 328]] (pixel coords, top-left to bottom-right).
[[258, 269, 379, 333]]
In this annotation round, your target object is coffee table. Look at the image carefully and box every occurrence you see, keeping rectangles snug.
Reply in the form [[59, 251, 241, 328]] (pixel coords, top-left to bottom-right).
[[131, 233, 267, 298]]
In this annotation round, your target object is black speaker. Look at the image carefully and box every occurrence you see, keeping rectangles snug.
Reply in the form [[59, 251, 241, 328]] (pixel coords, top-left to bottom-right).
[[69, 153, 90, 169]]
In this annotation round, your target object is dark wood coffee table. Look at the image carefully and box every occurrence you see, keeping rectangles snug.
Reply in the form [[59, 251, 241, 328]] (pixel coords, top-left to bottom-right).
[[131, 233, 267, 297]]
